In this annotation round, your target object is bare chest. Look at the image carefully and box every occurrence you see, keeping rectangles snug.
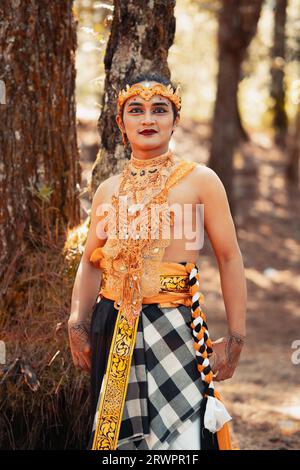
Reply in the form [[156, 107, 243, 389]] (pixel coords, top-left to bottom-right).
[[101, 172, 203, 250]]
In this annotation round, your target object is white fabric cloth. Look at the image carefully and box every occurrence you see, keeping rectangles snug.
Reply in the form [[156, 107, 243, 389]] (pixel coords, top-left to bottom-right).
[[205, 395, 232, 433], [168, 413, 201, 450]]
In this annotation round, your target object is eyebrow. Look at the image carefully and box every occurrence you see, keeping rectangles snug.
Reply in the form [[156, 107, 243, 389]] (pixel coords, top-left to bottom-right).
[[127, 101, 169, 107]]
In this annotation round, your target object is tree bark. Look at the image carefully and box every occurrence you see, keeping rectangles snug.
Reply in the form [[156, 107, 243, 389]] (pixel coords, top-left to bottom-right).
[[235, 94, 249, 142], [91, 0, 176, 194], [286, 104, 299, 184], [209, 0, 263, 214], [0, 1, 81, 274], [270, 0, 288, 148]]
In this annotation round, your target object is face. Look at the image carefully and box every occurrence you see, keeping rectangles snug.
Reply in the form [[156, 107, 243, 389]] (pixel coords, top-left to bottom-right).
[[116, 81, 180, 154]]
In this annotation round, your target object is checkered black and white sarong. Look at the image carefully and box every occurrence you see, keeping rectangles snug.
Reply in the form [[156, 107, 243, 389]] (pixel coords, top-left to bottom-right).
[[87, 297, 208, 450]]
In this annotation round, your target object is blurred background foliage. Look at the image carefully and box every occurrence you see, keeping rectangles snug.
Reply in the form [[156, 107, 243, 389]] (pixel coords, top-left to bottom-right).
[[74, 0, 299, 131]]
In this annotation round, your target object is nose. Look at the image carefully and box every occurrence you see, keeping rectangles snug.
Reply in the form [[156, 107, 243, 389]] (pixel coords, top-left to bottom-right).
[[141, 109, 156, 125]]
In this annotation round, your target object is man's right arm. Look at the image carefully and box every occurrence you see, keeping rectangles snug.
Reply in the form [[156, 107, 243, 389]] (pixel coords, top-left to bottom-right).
[[69, 181, 108, 323], [67, 181, 108, 372]]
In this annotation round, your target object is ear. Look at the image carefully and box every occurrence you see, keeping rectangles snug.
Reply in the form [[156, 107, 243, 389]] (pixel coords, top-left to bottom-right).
[[115, 113, 125, 132], [173, 113, 180, 128]]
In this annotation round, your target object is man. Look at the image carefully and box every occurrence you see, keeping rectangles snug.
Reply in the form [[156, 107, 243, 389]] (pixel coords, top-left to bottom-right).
[[68, 72, 247, 450]]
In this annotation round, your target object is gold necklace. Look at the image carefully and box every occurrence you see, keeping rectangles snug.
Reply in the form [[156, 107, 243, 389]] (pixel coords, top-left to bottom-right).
[[100, 155, 197, 327], [130, 149, 173, 168], [126, 150, 175, 197]]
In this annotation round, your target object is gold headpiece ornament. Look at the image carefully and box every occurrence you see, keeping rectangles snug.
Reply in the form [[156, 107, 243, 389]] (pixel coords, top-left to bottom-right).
[[117, 81, 182, 113]]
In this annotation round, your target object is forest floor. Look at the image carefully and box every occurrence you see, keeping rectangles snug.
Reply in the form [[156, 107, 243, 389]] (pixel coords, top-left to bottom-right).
[[77, 117, 300, 450]]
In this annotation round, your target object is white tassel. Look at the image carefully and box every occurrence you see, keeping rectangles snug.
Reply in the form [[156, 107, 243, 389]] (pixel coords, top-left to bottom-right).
[[204, 396, 232, 433]]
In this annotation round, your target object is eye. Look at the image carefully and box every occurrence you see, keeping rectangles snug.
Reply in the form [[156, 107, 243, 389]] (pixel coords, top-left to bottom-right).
[[128, 108, 142, 113], [154, 107, 167, 113], [128, 107, 167, 113]]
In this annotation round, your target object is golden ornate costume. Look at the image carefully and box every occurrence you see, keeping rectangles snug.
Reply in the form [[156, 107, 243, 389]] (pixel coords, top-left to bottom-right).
[[88, 149, 233, 450], [87, 80, 233, 450]]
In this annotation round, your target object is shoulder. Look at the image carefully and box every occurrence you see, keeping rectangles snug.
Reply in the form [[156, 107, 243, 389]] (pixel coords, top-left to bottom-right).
[[176, 160, 221, 185], [92, 172, 122, 203], [187, 163, 227, 202]]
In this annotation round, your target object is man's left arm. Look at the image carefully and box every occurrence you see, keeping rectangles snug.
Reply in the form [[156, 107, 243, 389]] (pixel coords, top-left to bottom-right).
[[195, 166, 247, 381]]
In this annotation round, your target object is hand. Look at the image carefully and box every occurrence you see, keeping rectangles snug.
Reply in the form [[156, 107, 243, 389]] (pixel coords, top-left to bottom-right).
[[209, 331, 245, 382], [67, 319, 92, 373]]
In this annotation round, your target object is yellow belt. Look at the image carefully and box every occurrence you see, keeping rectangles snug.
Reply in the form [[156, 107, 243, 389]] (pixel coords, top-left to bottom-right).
[[99, 273, 199, 307], [91, 254, 204, 308], [90, 259, 232, 450]]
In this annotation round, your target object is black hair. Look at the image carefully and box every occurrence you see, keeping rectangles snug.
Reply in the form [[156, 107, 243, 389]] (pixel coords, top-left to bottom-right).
[[120, 71, 180, 124]]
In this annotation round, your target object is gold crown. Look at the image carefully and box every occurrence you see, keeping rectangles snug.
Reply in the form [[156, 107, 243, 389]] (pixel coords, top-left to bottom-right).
[[117, 81, 182, 113]]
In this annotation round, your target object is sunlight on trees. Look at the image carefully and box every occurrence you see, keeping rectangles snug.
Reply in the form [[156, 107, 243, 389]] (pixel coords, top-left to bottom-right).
[[74, 0, 299, 132]]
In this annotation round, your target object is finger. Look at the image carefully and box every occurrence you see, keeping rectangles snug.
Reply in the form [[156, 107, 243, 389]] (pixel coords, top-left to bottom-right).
[[76, 354, 89, 371], [79, 352, 91, 372], [71, 346, 89, 371], [214, 366, 231, 382], [213, 352, 227, 371], [71, 351, 80, 368], [82, 360, 91, 373], [85, 352, 92, 371], [84, 346, 92, 370], [71, 350, 88, 372], [82, 355, 91, 372], [213, 370, 226, 382]]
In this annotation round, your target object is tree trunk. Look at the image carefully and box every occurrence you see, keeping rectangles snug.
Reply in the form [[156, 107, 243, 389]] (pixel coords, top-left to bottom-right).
[[235, 95, 249, 142], [286, 104, 299, 184], [270, 0, 288, 148], [209, 0, 263, 214], [91, 0, 176, 193], [0, 1, 81, 274]]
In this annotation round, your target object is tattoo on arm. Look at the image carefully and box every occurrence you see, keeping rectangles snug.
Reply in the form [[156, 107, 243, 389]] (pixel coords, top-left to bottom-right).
[[68, 321, 91, 352], [225, 331, 246, 367]]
